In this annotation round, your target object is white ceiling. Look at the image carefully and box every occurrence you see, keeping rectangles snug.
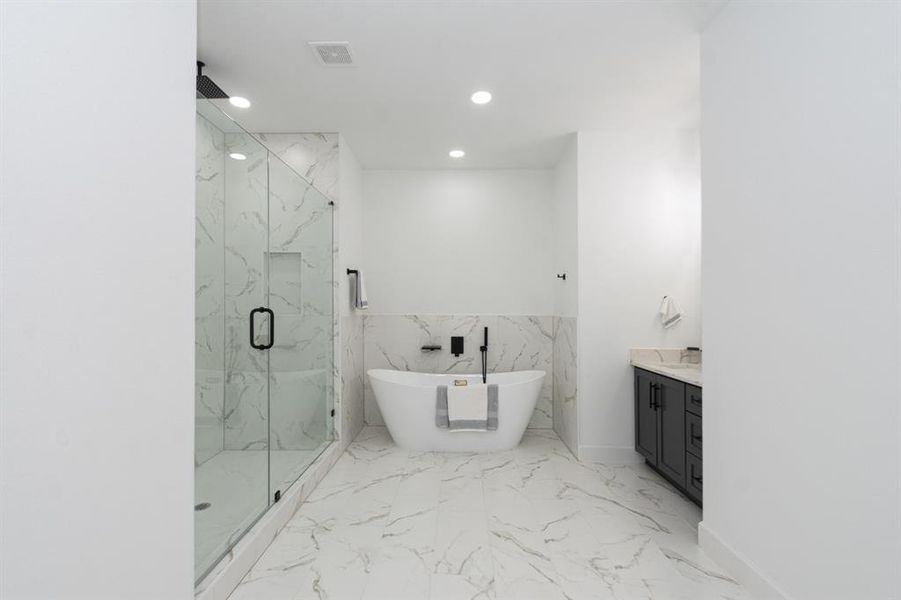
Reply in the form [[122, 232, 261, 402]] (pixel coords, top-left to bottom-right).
[[198, 1, 722, 169]]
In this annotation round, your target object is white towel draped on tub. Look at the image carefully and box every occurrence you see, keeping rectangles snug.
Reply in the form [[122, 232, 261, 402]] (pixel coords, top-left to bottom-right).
[[436, 384, 498, 431]]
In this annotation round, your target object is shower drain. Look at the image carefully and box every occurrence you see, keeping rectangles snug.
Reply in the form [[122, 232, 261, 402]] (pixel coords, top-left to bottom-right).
[[194, 502, 211, 511]]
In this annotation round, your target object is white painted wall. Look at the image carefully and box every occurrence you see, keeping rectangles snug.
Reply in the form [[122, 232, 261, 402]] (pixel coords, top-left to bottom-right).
[[576, 128, 702, 461], [362, 170, 555, 315], [339, 136, 365, 318], [0, 2, 196, 598], [700, 3, 901, 599], [553, 135, 579, 318]]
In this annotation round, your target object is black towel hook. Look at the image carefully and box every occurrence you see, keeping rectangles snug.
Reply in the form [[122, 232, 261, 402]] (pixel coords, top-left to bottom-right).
[[556, 273, 567, 280]]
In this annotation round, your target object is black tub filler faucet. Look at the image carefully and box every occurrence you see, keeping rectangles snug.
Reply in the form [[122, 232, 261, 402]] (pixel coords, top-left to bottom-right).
[[480, 326, 488, 384]]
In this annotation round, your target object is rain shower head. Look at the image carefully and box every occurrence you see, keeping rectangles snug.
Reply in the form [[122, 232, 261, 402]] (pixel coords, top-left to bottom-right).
[[196, 61, 229, 99]]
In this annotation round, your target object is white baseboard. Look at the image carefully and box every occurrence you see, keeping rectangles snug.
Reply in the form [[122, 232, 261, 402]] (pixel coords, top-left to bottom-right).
[[578, 444, 644, 464], [698, 521, 792, 600]]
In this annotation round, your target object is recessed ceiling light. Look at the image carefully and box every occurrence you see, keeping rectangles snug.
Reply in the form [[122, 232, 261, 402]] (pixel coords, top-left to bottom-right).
[[229, 96, 251, 109], [229, 152, 247, 160], [449, 149, 465, 159], [470, 90, 492, 105]]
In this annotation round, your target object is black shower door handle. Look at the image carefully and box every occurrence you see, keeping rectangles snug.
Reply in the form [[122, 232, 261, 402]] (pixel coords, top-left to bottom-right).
[[249, 307, 274, 350]]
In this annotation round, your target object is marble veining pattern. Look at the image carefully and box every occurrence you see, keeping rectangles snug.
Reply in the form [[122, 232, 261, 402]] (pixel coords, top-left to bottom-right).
[[629, 348, 702, 387], [254, 132, 359, 446], [362, 315, 554, 429], [196, 114, 227, 466], [216, 131, 337, 452], [195, 449, 326, 578], [255, 133, 339, 204], [553, 317, 578, 457], [228, 428, 751, 600], [341, 315, 366, 442], [196, 122, 366, 589], [195, 441, 347, 600]]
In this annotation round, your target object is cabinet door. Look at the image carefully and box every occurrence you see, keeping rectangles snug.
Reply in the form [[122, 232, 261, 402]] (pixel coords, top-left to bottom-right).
[[634, 369, 658, 465], [656, 376, 686, 486]]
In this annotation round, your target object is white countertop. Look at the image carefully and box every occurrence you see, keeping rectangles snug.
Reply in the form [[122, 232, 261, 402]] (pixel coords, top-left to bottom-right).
[[630, 360, 702, 386], [630, 348, 702, 386]]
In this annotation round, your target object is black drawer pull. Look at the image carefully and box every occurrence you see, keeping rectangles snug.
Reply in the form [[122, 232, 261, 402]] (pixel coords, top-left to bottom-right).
[[649, 382, 660, 410], [690, 394, 702, 405], [690, 464, 703, 486], [689, 422, 702, 443]]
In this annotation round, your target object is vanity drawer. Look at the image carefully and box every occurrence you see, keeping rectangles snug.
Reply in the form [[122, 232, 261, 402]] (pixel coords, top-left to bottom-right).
[[686, 384, 702, 417], [685, 453, 703, 505], [686, 412, 702, 459]]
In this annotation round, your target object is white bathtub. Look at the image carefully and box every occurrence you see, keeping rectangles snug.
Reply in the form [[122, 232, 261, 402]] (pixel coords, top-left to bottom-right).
[[367, 369, 545, 452]]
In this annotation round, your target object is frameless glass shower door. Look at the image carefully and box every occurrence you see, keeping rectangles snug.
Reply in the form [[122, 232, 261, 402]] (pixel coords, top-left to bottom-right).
[[266, 157, 335, 499], [194, 97, 334, 583]]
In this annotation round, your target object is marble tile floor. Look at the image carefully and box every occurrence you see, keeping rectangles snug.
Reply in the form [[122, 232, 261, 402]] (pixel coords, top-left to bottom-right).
[[196, 447, 329, 580], [228, 428, 752, 600]]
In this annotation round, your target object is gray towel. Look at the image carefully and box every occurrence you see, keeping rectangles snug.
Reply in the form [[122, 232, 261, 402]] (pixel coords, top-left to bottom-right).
[[436, 384, 498, 430]]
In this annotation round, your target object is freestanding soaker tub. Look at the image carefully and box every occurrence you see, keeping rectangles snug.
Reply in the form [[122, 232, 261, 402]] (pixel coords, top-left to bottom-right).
[[367, 369, 545, 452]]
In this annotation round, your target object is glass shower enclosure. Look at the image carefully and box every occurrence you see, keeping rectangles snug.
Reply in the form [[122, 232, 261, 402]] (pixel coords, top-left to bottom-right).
[[194, 96, 334, 582]]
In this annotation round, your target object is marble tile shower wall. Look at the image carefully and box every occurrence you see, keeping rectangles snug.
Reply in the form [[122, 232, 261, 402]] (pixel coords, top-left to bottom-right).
[[260, 133, 365, 447], [255, 134, 339, 201], [220, 132, 335, 452], [220, 132, 273, 452], [363, 315, 556, 428], [195, 114, 226, 466]]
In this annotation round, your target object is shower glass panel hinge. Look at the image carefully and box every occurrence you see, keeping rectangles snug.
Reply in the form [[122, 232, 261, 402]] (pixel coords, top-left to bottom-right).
[[274, 490, 281, 503], [330, 409, 335, 417]]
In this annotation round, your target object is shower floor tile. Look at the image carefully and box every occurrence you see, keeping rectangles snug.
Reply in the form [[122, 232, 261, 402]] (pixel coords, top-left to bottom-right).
[[195, 447, 327, 581], [227, 429, 753, 600]]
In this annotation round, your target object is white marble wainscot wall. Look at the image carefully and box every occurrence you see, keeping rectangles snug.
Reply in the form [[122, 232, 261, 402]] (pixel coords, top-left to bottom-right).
[[552, 317, 578, 457], [363, 315, 554, 428], [341, 314, 365, 442], [195, 113, 226, 466]]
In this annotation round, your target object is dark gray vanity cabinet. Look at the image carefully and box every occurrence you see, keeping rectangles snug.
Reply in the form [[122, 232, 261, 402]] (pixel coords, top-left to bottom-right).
[[634, 368, 702, 506], [634, 369, 658, 462], [656, 376, 686, 485]]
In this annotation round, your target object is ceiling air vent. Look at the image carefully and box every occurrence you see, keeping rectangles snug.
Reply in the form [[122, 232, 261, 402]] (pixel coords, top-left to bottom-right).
[[308, 42, 355, 67]]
